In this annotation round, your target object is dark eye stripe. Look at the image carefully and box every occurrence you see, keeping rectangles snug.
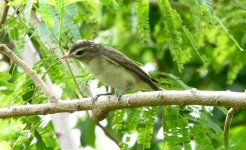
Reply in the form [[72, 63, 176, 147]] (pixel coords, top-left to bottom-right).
[[76, 50, 84, 55]]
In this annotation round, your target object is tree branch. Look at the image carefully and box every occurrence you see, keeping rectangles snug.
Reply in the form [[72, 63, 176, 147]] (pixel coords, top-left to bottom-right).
[[0, 44, 57, 102], [224, 108, 239, 150], [0, 90, 245, 119], [96, 122, 120, 145], [20, 39, 78, 150], [0, 0, 9, 28]]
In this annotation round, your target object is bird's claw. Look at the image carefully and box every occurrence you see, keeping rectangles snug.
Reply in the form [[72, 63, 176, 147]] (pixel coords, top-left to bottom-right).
[[115, 95, 122, 101], [91, 95, 99, 104], [91, 93, 114, 104], [115, 91, 124, 101], [115, 87, 133, 101]]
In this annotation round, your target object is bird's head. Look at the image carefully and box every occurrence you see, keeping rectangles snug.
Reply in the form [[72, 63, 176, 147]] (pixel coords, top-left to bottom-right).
[[61, 40, 101, 62]]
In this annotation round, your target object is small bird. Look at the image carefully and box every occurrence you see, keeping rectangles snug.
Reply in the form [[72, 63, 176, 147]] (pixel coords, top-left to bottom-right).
[[62, 40, 162, 100]]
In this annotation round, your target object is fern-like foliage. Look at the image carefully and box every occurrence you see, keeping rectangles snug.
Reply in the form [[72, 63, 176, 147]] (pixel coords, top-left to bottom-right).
[[0, 69, 57, 147], [39, 3, 56, 28], [182, 26, 209, 68], [157, 0, 192, 71], [112, 107, 158, 149], [38, 1, 82, 44], [121, 108, 142, 149], [112, 109, 128, 132], [100, 0, 121, 11], [0, 119, 27, 148], [137, 106, 159, 149], [163, 106, 192, 150], [136, 0, 150, 43], [1, 0, 246, 149], [124, 108, 142, 134], [190, 125, 214, 150], [0, 72, 13, 96], [35, 121, 60, 149], [63, 5, 81, 41]]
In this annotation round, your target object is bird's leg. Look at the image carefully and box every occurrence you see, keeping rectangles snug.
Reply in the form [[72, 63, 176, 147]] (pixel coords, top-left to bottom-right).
[[116, 86, 133, 101], [91, 92, 114, 103]]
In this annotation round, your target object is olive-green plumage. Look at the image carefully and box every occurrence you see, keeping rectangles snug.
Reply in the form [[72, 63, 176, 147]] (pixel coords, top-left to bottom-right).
[[67, 40, 162, 91]]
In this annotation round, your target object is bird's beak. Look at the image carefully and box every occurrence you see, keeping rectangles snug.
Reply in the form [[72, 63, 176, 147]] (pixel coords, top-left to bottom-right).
[[60, 53, 71, 60]]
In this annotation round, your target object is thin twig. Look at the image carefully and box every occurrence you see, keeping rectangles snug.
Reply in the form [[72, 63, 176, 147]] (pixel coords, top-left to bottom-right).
[[96, 122, 120, 146], [84, 110, 120, 145], [0, 0, 9, 28], [0, 44, 57, 102], [224, 108, 239, 150], [41, 58, 61, 79]]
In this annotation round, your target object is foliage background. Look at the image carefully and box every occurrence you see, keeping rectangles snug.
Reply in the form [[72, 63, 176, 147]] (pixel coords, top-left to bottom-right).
[[0, 0, 246, 149]]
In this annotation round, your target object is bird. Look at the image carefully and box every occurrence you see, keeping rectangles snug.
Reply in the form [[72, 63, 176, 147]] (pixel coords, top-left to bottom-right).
[[62, 40, 162, 101]]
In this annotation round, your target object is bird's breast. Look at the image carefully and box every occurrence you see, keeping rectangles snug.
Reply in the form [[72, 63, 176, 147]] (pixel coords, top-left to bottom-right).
[[82, 56, 150, 90]]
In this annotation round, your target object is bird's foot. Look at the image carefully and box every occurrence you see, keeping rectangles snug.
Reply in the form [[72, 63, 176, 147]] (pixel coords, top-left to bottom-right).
[[115, 87, 133, 101], [91, 93, 113, 104], [115, 91, 124, 101], [91, 95, 99, 104]]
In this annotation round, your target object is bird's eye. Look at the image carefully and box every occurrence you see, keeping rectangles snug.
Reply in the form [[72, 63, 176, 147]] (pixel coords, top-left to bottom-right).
[[75, 50, 84, 56]]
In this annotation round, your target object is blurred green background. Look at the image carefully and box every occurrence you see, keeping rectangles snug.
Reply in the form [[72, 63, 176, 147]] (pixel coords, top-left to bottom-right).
[[0, 0, 246, 149]]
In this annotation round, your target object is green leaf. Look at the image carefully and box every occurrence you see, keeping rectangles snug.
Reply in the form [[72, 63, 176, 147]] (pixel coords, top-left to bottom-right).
[[158, 0, 192, 71], [23, 0, 34, 23], [137, 107, 159, 148], [8, 0, 28, 6], [63, 4, 82, 41], [124, 108, 142, 134], [190, 125, 214, 150], [163, 106, 183, 150], [112, 109, 127, 131], [39, 4, 55, 28], [0, 72, 12, 87], [100, 0, 120, 11], [36, 122, 59, 149], [136, 0, 150, 43]]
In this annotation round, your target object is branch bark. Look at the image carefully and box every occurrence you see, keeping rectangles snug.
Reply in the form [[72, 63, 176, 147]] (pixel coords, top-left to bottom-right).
[[0, 90, 245, 119], [0, 0, 9, 28], [21, 39, 78, 150], [0, 42, 78, 149], [0, 44, 57, 102], [224, 108, 239, 150]]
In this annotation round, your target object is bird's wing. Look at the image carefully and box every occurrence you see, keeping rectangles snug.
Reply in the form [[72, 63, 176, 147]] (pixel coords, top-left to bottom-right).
[[102, 47, 161, 91]]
